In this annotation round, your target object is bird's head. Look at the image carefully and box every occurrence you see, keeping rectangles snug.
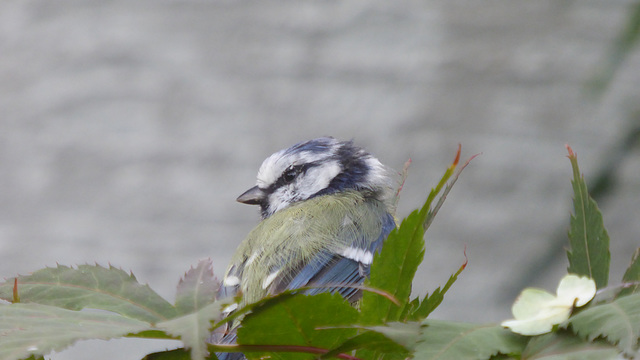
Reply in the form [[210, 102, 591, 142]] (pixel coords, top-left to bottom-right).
[[237, 137, 390, 218]]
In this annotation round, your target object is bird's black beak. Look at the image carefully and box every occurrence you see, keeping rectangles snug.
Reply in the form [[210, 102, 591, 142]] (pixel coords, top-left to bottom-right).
[[236, 185, 266, 205]]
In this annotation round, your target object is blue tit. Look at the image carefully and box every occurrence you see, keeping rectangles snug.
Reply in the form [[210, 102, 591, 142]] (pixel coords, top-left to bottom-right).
[[215, 137, 395, 357]]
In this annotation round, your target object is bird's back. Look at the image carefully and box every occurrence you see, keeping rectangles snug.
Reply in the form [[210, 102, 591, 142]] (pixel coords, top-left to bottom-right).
[[226, 190, 394, 305]]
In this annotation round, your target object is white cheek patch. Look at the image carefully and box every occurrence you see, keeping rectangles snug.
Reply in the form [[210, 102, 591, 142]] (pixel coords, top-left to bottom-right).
[[341, 247, 374, 265], [268, 190, 290, 215], [297, 161, 341, 198], [264, 160, 342, 216]]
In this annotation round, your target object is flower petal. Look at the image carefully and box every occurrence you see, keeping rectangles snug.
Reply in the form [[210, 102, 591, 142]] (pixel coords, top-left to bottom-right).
[[556, 274, 596, 307]]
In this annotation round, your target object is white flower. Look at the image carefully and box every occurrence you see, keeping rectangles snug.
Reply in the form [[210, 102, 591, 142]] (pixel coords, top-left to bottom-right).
[[501, 274, 596, 336]]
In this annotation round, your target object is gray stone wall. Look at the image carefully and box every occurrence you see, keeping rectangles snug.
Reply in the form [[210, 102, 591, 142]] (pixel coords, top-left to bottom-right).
[[1, 1, 639, 358]]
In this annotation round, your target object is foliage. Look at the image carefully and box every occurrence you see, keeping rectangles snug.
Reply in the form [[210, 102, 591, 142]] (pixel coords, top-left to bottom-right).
[[521, 331, 621, 360], [415, 320, 528, 360], [0, 145, 638, 360], [0, 303, 150, 360], [622, 248, 640, 296], [566, 146, 610, 288], [568, 293, 640, 356]]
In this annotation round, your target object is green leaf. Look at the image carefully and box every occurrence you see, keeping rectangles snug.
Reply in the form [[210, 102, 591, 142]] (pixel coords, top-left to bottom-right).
[[160, 259, 222, 360], [410, 255, 467, 320], [325, 322, 421, 360], [360, 147, 473, 326], [0, 302, 150, 360], [236, 292, 358, 360], [566, 148, 610, 288], [0, 264, 177, 323], [359, 208, 426, 325], [522, 331, 620, 360], [360, 322, 422, 350], [208, 291, 302, 345], [409, 150, 475, 321], [322, 328, 412, 360], [156, 301, 225, 360], [424, 147, 478, 232], [568, 292, 640, 356], [175, 259, 220, 315], [415, 320, 527, 360], [422, 148, 460, 231], [142, 348, 192, 360], [621, 247, 640, 296]]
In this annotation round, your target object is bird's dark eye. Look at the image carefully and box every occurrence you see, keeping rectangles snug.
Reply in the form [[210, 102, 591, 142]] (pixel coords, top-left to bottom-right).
[[282, 167, 298, 183]]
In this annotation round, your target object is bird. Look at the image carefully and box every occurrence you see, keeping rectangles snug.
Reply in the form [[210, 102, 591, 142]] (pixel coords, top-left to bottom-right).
[[214, 137, 396, 358]]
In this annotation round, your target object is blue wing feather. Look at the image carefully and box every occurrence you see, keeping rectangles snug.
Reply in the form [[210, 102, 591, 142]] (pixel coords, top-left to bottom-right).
[[284, 212, 395, 300]]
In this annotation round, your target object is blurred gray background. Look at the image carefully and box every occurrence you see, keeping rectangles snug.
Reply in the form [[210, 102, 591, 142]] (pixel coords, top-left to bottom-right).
[[1, 0, 639, 359]]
